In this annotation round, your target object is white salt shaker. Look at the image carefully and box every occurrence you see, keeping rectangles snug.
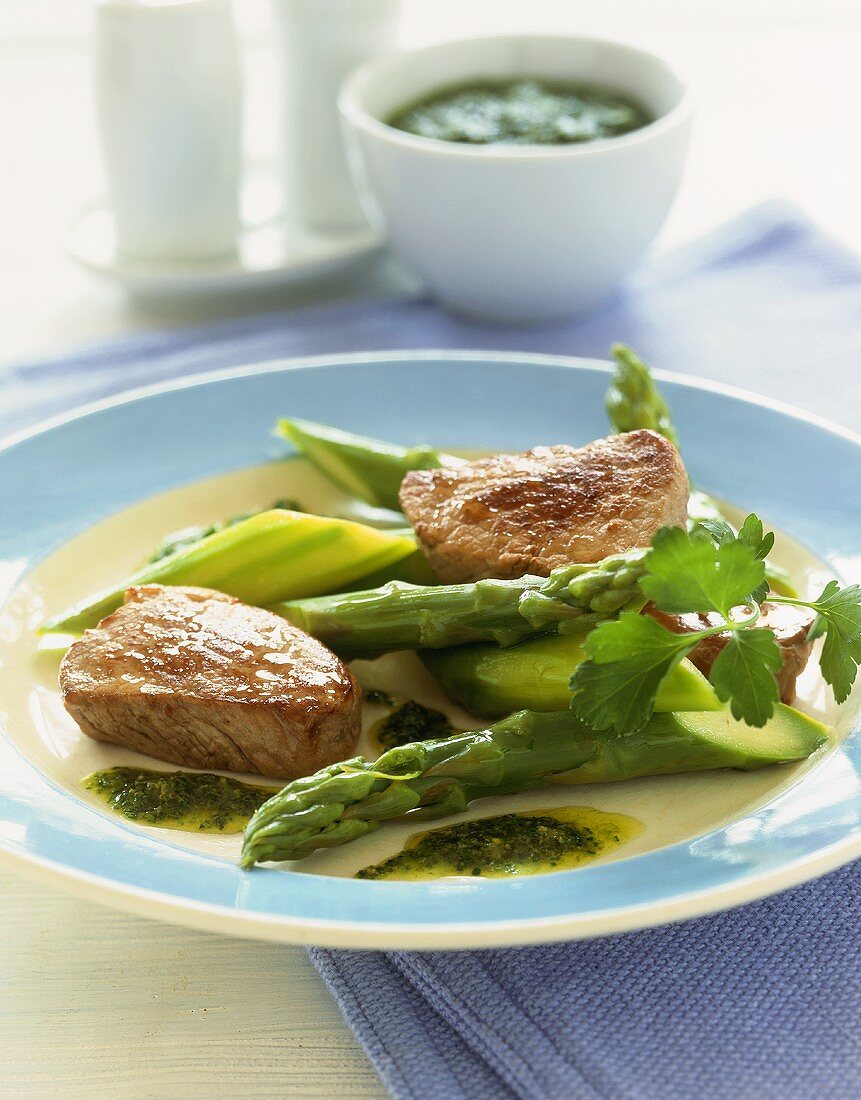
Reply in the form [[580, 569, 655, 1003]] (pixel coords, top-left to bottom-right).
[[95, 0, 242, 262], [271, 0, 400, 231]]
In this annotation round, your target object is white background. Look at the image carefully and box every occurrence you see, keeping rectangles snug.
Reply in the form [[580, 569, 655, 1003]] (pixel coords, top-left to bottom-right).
[[1, 2, 859, 1095]]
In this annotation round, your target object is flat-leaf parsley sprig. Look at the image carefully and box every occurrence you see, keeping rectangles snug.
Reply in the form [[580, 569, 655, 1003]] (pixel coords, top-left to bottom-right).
[[569, 515, 861, 733], [770, 580, 861, 704]]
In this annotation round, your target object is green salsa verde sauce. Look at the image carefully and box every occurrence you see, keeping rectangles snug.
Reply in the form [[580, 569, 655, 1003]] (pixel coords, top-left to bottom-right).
[[389, 79, 652, 146], [82, 767, 278, 833], [370, 698, 458, 751], [356, 806, 643, 881]]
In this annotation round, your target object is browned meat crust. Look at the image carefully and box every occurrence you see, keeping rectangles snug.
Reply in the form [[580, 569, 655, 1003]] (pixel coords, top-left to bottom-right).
[[60, 584, 362, 779], [645, 601, 816, 704], [399, 430, 689, 583]]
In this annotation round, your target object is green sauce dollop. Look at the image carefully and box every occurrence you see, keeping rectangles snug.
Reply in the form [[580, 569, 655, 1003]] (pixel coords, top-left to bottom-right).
[[356, 806, 643, 880], [371, 699, 457, 750], [83, 767, 278, 833], [389, 79, 652, 146]]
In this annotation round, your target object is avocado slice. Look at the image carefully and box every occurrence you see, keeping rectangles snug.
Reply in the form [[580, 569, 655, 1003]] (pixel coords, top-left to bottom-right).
[[552, 704, 830, 785], [422, 632, 721, 718]]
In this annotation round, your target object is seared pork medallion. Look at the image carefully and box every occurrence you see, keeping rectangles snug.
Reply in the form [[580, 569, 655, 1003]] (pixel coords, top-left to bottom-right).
[[399, 429, 689, 583], [646, 601, 816, 704], [60, 585, 361, 779]]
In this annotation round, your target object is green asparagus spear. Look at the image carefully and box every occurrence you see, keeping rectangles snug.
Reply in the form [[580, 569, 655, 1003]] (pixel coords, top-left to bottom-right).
[[42, 510, 416, 635], [277, 578, 545, 657], [275, 522, 795, 660], [274, 551, 648, 659], [421, 632, 720, 717], [240, 704, 827, 866], [276, 417, 463, 511], [241, 711, 593, 866], [605, 344, 680, 448]]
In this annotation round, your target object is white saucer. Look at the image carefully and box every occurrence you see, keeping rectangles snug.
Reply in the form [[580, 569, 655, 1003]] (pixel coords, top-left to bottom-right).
[[67, 170, 385, 297]]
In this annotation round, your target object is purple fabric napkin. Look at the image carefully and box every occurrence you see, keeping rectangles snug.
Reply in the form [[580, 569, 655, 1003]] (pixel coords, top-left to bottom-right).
[[3, 202, 860, 1099]]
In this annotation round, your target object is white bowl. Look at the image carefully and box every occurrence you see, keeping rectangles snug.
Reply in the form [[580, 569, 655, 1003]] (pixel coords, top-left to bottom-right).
[[340, 34, 692, 324]]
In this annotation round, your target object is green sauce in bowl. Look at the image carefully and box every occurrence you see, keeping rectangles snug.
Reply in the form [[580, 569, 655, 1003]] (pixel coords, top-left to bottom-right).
[[388, 79, 652, 146]]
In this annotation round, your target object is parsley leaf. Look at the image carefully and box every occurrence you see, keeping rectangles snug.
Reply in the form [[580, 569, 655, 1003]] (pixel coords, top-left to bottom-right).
[[699, 513, 774, 604], [733, 515, 774, 604], [569, 513, 861, 734], [736, 513, 776, 560], [807, 581, 861, 703], [697, 518, 735, 546], [709, 628, 781, 726], [569, 612, 699, 733], [640, 526, 765, 617]]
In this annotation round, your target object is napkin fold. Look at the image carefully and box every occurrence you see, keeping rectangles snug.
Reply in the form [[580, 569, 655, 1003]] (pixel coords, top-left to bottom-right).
[[4, 202, 860, 1100]]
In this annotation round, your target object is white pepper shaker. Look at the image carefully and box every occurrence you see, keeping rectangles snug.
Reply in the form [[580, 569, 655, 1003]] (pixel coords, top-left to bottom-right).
[[95, 0, 242, 262], [271, 0, 400, 232]]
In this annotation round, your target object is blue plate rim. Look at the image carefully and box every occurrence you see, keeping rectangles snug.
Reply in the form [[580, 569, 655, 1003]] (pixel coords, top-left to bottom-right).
[[2, 348, 859, 456]]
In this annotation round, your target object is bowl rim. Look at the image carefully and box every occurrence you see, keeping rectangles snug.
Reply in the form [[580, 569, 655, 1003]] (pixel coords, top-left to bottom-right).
[[339, 32, 693, 161]]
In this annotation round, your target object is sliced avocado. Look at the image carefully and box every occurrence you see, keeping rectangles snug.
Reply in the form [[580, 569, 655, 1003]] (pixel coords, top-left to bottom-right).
[[654, 662, 720, 714], [343, 545, 440, 590], [670, 704, 829, 770], [42, 510, 416, 635], [554, 704, 829, 785], [422, 633, 721, 718]]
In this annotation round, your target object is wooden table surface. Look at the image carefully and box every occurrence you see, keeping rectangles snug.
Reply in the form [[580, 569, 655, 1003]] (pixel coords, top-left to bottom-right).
[[1, 2, 859, 1095]]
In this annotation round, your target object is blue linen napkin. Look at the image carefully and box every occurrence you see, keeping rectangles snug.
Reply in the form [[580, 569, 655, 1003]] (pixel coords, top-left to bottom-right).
[[4, 202, 861, 1100]]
